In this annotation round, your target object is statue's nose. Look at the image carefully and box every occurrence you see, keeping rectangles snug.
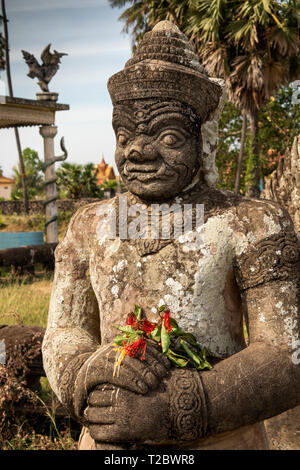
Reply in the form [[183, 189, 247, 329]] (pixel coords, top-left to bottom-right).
[[125, 137, 157, 161]]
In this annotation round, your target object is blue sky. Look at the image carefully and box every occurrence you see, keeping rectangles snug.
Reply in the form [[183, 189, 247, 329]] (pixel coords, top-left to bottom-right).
[[0, 0, 131, 177]]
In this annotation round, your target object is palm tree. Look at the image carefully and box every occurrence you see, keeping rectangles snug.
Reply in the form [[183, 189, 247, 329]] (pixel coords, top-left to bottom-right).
[[56, 162, 104, 199], [110, 0, 300, 196]]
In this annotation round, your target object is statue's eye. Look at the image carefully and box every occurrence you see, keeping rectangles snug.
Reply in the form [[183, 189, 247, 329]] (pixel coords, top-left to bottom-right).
[[159, 131, 185, 148]]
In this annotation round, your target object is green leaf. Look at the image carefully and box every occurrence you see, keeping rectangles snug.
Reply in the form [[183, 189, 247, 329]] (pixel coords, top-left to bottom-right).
[[170, 317, 179, 328], [161, 322, 171, 354], [113, 335, 127, 346], [117, 325, 143, 336], [149, 325, 161, 342], [197, 360, 213, 370], [171, 326, 184, 336], [180, 340, 205, 367], [182, 332, 199, 346], [134, 304, 143, 321], [198, 348, 213, 370], [166, 349, 189, 367], [158, 305, 166, 312]]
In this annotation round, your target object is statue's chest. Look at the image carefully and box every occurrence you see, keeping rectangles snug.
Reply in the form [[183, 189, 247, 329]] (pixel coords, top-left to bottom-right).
[[89, 215, 243, 357]]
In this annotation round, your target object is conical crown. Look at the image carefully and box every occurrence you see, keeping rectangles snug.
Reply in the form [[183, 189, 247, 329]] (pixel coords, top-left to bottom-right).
[[108, 21, 222, 122]]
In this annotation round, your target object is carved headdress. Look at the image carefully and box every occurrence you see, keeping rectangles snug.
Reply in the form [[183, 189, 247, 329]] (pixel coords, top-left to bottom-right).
[[108, 21, 226, 186]]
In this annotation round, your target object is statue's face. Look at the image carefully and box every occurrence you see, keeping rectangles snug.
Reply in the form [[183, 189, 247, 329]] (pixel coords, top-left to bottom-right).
[[113, 99, 201, 200]]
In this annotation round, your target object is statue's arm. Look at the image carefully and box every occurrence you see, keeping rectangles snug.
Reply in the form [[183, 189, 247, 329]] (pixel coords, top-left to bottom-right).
[[199, 220, 300, 437], [42, 207, 101, 416]]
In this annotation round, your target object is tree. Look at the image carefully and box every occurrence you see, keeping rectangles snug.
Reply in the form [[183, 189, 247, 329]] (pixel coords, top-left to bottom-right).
[[215, 85, 300, 192], [258, 85, 300, 178], [110, 0, 300, 196], [56, 162, 104, 199], [100, 179, 118, 191], [11, 148, 44, 200]]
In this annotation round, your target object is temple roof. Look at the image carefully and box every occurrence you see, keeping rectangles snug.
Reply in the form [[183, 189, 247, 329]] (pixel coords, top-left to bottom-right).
[[0, 175, 15, 184], [95, 157, 116, 184]]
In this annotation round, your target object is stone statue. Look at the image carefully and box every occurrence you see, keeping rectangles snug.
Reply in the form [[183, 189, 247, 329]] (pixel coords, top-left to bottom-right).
[[22, 44, 67, 93], [42, 21, 300, 450], [261, 135, 300, 233]]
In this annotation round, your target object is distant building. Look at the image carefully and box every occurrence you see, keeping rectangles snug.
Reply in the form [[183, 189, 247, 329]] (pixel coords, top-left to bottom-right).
[[94, 156, 116, 185], [0, 174, 15, 199]]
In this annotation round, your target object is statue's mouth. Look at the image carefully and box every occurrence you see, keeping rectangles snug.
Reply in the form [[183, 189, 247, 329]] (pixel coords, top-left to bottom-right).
[[123, 160, 169, 181]]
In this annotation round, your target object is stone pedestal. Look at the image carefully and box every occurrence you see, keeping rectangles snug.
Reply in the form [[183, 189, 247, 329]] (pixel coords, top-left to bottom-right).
[[36, 92, 59, 102], [39, 125, 58, 244]]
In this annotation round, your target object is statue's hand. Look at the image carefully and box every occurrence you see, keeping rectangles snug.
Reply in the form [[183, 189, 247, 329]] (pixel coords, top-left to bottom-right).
[[85, 368, 206, 445], [85, 383, 170, 444], [73, 342, 170, 421]]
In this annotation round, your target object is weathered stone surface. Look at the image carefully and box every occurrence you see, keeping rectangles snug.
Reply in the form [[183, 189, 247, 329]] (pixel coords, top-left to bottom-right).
[[261, 135, 300, 233], [42, 21, 300, 450], [265, 406, 300, 450], [261, 135, 300, 450]]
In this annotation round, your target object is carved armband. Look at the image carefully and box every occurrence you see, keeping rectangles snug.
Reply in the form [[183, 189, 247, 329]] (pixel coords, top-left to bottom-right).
[[234, 231, 300, 291], [167, 368, 207, 441]]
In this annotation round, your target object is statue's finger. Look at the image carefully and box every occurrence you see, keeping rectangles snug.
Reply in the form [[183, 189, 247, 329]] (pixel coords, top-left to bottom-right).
[[85, 406, 115, 425], [86, 361, 149, 395], [104, 363, 156, 393], [87, 352, 160, 393], [144, 342, 172, 370], [88, 388, 117, 407]]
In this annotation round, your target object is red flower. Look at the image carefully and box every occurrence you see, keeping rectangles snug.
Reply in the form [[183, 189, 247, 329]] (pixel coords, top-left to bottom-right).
[[125, 338, 147, 360], [163, 310, 172, 333], [140, 320, 156, 335], [125, 312, 137, 327]]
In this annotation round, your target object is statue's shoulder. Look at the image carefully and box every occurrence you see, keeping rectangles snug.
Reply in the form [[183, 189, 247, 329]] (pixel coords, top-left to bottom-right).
[[232, 195, 300, 291], [68, 197, 117, 228], [234, 194, 295, 240], [195, 186, 241, 218], [58, 197, 117, 250], [199, 186, 297, 240]]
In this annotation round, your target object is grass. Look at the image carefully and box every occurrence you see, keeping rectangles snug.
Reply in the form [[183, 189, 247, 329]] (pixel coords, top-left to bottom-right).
[[0, 276, 52, 327]]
